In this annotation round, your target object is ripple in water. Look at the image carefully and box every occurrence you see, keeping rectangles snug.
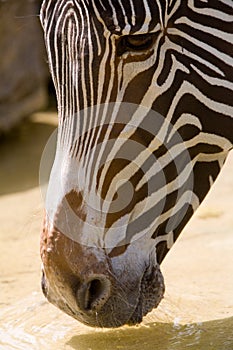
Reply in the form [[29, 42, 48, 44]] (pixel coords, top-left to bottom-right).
[[0, 293, 232, 350]]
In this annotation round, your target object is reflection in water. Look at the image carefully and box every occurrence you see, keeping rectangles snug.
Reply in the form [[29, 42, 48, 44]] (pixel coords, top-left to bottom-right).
[[68, 318, 233, 350], [0, 293, 232, 350]]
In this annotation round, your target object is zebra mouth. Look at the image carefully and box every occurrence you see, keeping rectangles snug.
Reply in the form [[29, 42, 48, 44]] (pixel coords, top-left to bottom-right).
[[127, 264, 165, 325], [41, 263, 165, 328]]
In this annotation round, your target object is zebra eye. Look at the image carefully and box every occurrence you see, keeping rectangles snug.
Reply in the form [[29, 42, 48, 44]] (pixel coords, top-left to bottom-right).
[[117, 33, 155, 55]]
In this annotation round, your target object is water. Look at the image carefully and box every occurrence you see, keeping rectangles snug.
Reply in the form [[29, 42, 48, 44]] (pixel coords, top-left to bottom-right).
[[0, 293, 232, 350]]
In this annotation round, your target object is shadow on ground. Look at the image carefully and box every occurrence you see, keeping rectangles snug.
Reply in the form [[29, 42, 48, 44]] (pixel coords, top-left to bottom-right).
[[67, 316, 233, 350], [0, 113, 56, 195]]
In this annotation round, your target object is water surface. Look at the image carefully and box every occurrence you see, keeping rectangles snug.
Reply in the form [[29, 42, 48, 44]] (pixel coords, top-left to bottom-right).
[[0, 293, 233, 350]]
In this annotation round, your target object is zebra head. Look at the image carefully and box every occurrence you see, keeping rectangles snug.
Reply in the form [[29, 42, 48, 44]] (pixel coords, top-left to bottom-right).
[[40, 0, 233, 327]]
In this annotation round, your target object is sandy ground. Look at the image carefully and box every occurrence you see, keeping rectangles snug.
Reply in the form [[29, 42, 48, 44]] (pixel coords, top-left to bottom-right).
[[0, 112, 233, 326]]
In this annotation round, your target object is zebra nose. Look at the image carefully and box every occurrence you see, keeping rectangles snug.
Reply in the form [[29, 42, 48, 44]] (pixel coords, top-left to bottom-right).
[[76, 277, 111, 312]]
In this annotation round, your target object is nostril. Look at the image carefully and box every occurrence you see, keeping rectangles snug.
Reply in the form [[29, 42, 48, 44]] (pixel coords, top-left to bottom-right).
[[88, 279, 103, 307], [76, 277, 111, 312]]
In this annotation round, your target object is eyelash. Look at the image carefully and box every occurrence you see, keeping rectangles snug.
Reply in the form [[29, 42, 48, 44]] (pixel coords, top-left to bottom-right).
[[116, 33, 157, 56]]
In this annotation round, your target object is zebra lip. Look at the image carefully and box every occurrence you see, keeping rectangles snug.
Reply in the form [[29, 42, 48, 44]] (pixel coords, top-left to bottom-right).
[[127, 264, 165, 326], [127, 272, 151, 325]]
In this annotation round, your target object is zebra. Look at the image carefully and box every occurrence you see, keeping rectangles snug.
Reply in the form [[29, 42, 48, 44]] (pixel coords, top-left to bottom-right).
[[40, 0, 233, 328]]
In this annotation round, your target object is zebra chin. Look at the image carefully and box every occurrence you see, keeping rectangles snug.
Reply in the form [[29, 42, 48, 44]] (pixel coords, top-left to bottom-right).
[[40, 222, 165, 328]]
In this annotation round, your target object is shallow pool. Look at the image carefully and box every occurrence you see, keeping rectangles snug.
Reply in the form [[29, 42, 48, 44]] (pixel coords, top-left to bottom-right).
[[0, 293, 233, 350]]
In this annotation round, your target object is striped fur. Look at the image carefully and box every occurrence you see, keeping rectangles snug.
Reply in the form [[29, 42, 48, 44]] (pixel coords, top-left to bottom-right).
[[40, 0, 233, 327]]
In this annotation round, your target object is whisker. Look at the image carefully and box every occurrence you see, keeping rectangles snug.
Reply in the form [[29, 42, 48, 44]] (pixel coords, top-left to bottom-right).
[[14, 14, 40, 19]]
